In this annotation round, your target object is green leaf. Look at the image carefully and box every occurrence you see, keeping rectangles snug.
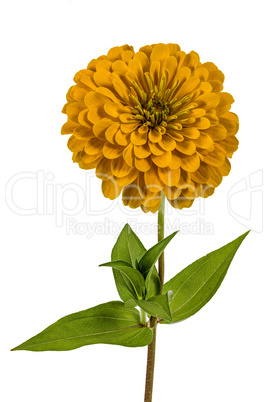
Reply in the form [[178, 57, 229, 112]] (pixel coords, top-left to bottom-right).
[[12, 301, 153, 351], [100, 261, 145, 299], [136, 293, 172, 322], [100, 260, 133, 269], [138, 231, 178, 277], [144, 267, 161, 300], [111, 224, 146, 266], [161, 231, 250, 324], [111, 224, 147, 302]]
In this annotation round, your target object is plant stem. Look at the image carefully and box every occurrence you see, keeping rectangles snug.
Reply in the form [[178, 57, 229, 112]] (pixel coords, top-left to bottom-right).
[[144, 192, 165, 402], [158, 192, 165, 294]]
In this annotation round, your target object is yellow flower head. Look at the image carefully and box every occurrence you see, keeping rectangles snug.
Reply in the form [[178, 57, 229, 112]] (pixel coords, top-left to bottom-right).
[[62, 44, 239, 213]]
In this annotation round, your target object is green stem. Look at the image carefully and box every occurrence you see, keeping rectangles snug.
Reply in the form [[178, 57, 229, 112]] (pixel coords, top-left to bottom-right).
[[144, 193, 165, 402], [158, 192, 165, 294]]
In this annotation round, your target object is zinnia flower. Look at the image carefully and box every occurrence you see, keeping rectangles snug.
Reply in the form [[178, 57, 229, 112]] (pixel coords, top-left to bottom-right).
[[61, 43, 239, 212]]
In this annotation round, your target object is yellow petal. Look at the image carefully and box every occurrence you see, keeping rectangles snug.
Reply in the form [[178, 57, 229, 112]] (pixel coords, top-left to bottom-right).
[[175, 66, 191, 84], [193, 67, 209, 81], [111, 157, 133, 177], [121, 122, 140, 133], [121, 50, 134, 63], [93, 118, 114, 140], [81, 150, 102, 164], [168, 196, 194, 210], [208, 80, 223, 93], [123, 143, 135, 167], [103, 142, 123, 159], [131, 130, 148, 145], [96, 59, 112, 71], [95, 157, 112, 180], [104, 102, 126, 117], [85, 137, 104, 155], [167, 43, 181, 56], [84, 91, 110, 108], [167, 130, 184, 142], [168, 152, 182, 169], [116, 169, 139, 186], [204, 124, 227, 141], [87, 107, 106, 124], [193, 117, 211, 129], [119, 113, 135, 123], [144, 166, 164, 193], [122, 182, 143, 209], [194, 133, 214, 149], [112, 77, 130, 103], [135, 157, 152, 172], [175, 77, 200, 99], [176, 140, 196, 155], [205, 113, 219, 127], [102, 178, 122, 200], [106, 47, 122, 61], [219, 116, 238, 136], [93, 69, 114, 88], [163, 56, 178, 82], [191, 162, 210, 183], [61, 121, 78, 134], [149, 141, 165, 156], [112, 60, 129, 75], [215, 136, 239, 157], [220, 157, 231, 176], [133, 51, 150, 72], [215, 96, 231, 115], [180, 153, 200, 172], [196, 93, 220, 110], [158, 167, 180, 186], [206, 166, 223, 188], [159, 136, 176, 151], [203, 149, 225, 166], [73, 126, 93, 140], [150, 61, 160, 85], [182, 51, 200, 71], [163, 185, 182, 200], [199, 184, 215, 198], [134, 144, 151, 158], [115, 129, 130, 146], [96, 87, 120, 104], [105, 123, 120, 144], [180, 127, 200, 139], [151, 151, 172, 168], [78, 109, 92, 128], [67, 136, 87, 152], [66, 102, 85, 123], [150, 43, 169, 64], [149, 128, 162, 143]]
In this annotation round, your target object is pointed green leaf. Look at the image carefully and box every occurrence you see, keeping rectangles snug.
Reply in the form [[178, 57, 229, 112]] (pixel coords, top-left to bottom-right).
[[144, 266, 161, 299], [100, 261, 145, 299], [136, 293, 172, 322], [111, 224, 147, 302], [12, 301, 153, 351], [100, 260, 133, 269], [111, 224, 146, 266], [161, 231, 249, 324], [138, 231, 178, 277]]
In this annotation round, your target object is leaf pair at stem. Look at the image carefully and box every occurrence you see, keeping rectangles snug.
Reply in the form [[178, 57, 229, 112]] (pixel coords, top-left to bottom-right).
[[12, 226, 249, 351], [100, 226, 178, 322]]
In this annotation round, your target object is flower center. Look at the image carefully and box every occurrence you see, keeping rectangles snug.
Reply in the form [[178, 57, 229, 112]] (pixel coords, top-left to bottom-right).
[[129, 74, 194, 130]]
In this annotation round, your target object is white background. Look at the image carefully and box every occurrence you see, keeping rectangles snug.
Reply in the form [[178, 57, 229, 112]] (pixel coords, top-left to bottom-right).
[[1, 0, 267, 401]]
